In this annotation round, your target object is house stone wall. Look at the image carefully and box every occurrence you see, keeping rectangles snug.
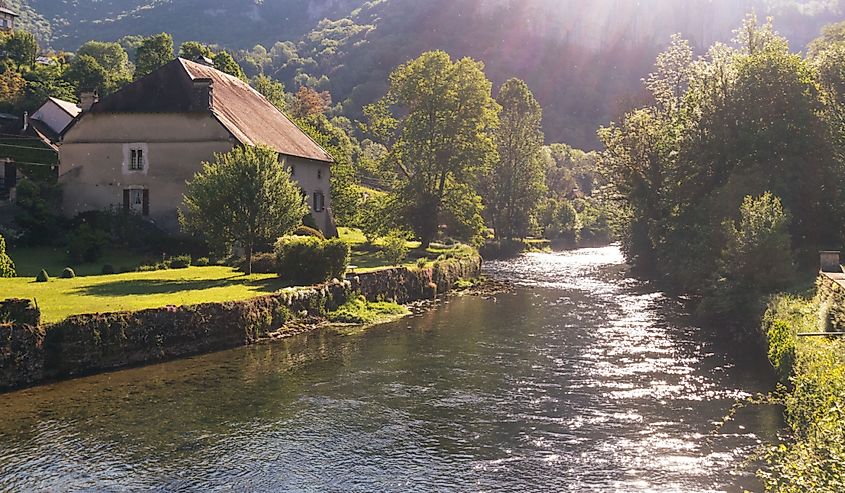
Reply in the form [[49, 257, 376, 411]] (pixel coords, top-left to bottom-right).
[[59, 112, 333, 233]]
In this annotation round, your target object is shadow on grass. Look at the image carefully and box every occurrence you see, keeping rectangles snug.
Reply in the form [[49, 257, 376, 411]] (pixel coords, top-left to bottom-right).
[[73, 276, 290, 297]]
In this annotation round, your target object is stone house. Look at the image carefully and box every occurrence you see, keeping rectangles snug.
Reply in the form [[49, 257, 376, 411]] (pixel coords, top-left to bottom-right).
[[0, 5, 17, 31], [58, 58, 335, 234]]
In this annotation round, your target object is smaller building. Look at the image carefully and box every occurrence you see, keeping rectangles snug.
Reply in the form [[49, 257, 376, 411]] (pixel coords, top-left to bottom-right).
[[0, 5, 17, 32]]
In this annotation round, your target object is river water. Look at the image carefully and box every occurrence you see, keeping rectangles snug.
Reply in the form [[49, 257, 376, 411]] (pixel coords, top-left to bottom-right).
[[0, 246, 782, 492]]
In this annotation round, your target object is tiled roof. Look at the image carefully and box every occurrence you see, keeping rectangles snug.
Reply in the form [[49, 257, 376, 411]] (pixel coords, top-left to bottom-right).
[[88, 58, 333, 163]]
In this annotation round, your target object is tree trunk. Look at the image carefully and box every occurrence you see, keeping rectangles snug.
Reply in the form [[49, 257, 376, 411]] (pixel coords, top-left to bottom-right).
[[246, 240, 253, 275]]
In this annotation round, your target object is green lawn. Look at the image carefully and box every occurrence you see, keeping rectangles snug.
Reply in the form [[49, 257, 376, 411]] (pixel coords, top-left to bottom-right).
[[8, 247, 149, 277], [0, 266, 286, 323]]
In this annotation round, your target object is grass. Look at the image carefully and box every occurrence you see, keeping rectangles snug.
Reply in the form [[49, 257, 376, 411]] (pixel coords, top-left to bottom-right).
[[0, 266, 287, 323], [328, 295, 409, 325], [339, 227, 474, 274], [8, 246, 149, 277]]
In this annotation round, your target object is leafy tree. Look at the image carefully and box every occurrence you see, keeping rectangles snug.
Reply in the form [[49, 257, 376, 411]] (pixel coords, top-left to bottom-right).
[[485, 78, 546, 239], [701, 193, 794, 323], [134, 33, 174, 79], [357, 193, 395, 244], [0, 69, 25, 112], [179, 41, 213, 61], [365, 50, 499, 245], [22, 59, 76, 110], [807, 20, 845, 57], [2, 30, 38, 68], [65, 54, 107, 93], [213, 51, 245, 80], [251, 74, 287, 111], [77, 41, 132, 93], [181, 145, 308, 274], [0, 234, 14, 278], [13, 178, 64, 246], [381, 231, 410, 266], [290, 86, 330, 119]]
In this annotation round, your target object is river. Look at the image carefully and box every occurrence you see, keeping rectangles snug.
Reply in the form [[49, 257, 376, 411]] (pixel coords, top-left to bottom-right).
[[0, 246, 782, 492]]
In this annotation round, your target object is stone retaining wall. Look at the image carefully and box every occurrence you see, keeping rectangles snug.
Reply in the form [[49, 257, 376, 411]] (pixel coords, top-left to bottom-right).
[[0, 255, 481, 392], [816, 272, 845, 332]]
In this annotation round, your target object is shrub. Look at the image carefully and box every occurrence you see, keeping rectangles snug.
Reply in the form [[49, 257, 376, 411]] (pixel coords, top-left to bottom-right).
[[293, 225, 325, 240], [168, 255, 192, 269], [138, 265, 157, 272], [275, 236, 350, 285], [195, 257, 210, 267], [67, 223, 110, 263], [328, 295, 408, 324], [416, 257, 429, 269], [0, 234, 15, 278], [60, 267, 76, 279], [381, 231, 409, 266], [239, 252, 277, 274], [35, 269, 49, 282], [101, 264, 116, 275], [767, 319, 796, 382]]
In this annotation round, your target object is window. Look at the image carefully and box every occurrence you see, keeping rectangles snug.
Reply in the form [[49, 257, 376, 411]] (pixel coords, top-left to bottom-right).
[[129, 148, 144, 171], [124, 188, 149, 216], [317, 168, 322, 180], [290, 164, 296, 177], [312, 191, 325, 213]]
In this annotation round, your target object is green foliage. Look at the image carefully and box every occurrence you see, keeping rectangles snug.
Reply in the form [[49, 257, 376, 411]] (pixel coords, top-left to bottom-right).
[[251, 74, 287, 111], [328, 295, 407, 324], [213, 51, 245, 80], [2, 30, 38, 67], [238, 252, 277, 274], [0, 234, 15, 278], [35, 269, 49, 283], [365, 50, 499, 245], [67, 223, 110, 263], [194, 257, 210, 267], [178, 41, 213, 61], [540, 198, 581, 243], [381, 231, 409, 266], [181, 145, 308, 274], [274, 236, 350, 284], [66, 54, 107, 92], [60, 267, 76, 279], [167, 255, 191, 269], [134, 33, 174, 79], [77, 40, 132, 93], [356, 193, 394, 244], [484, 78, 546, 239], [767, 319, 797, 382]]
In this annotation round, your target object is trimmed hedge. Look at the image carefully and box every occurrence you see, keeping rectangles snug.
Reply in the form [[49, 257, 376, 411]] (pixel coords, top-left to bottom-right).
[[275, 236, 350, 285]]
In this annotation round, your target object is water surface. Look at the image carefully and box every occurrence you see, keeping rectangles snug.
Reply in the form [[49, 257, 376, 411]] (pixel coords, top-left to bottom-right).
[[0, 246, 781, 492]]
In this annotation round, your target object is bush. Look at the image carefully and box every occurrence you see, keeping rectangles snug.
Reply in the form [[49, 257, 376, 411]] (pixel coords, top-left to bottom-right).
[[381, 231, 409, 266], [101, 264, 116, 275], [293, 225, 325, 240], [167, 255, 192, 269], [328, 295, 407, 324], [767, 319, 796, 382], [416, 257, 429, 269], [239, 252, 277, 274], [275, 236, 350, 285], [195, 257, 210, 267], [0, 234, 15, 278], [67, 223, 110, 263], [35, 269, 49, 282], [60, 267, 76, 279]]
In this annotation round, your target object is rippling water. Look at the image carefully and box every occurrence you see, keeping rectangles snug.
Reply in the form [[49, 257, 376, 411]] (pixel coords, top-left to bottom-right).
[[0, 246, 781, 492]]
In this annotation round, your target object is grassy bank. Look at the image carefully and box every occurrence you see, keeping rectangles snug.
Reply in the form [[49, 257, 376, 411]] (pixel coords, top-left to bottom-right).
[[0, 266, 285, 323], [760, 288, 845, 491]]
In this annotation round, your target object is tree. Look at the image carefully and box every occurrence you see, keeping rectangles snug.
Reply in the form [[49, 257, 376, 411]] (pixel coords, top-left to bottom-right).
[[77, 41, 132, 93], [134, 33, 174, 79], [485, 78, 546, 239], [3, 30, 38, 68], [181, 145, 308, 274], [213, 51, 245, 80], [251, 75, 287, 111], [365, 51, 499, 245], [65, 54, 108, 93], [290, 86, 330, 119], [0, 234, 14, 278], [179, 41, 213, 61], [0, 69, 25, 112]]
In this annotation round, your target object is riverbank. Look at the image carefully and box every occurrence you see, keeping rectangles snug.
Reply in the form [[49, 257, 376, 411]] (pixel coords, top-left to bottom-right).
[[759, 272, 845, 491], [0, 254, 482, 392]]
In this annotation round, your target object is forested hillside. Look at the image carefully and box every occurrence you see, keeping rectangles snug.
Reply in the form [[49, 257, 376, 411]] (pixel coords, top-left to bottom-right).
[[10, 0, 845, 147]]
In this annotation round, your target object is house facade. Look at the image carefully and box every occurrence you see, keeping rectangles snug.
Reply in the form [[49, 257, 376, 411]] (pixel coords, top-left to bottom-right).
[[58, 58, 335, 234], [0, 6, 17, 31]]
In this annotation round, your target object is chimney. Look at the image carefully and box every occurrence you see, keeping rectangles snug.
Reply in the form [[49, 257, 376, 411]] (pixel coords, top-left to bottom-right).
[[79, 91, 98, 111], [820, 251, 842, 273], [190, 78, 213, 112], [21, 111, 27, 133]]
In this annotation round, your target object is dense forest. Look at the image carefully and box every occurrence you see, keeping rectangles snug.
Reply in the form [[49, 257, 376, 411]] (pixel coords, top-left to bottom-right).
[[7, 0, 845, 148]]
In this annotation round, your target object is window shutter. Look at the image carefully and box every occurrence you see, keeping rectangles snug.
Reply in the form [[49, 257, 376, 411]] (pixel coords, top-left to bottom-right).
[[142, 189, 150, 216], [123, 189, 130, 210]]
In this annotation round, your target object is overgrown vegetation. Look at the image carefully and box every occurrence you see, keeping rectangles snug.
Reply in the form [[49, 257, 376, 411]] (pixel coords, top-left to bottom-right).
[[328, 295, 408, 325]]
